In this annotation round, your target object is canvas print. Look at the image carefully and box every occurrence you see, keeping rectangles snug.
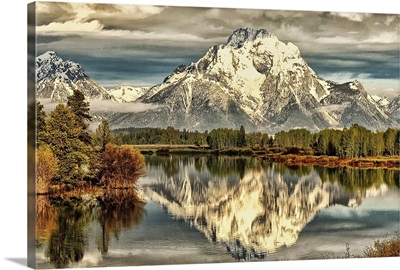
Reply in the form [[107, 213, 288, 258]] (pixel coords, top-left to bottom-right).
[[28, 1, 400, 269]]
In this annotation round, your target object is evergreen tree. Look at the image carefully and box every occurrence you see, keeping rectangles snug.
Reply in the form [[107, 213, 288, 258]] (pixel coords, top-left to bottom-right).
[[67, 90, 92, 145], [395, 130, 400, 155], [93, 120, 112, 152], [260, 133, 270, 148], [237, 125, 246, 147], [163, 126, 179, 146], [316, 130, 330, 155], [45, 104, 89, 185], [36, 101, 47, 146], [193, 130, 204, 147], [383, 128, 397, 155]]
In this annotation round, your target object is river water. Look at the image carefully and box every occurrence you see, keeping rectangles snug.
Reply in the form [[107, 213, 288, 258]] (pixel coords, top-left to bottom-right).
[[36, 155, 399, 268]]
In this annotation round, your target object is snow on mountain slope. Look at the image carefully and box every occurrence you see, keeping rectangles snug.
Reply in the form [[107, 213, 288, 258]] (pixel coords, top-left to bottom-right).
[[113, 27, 396, 132], [108, 86, 149, 103], [36, 30, 398, 133], [36, 51, 115, 102], [387, 95, 400, 123]]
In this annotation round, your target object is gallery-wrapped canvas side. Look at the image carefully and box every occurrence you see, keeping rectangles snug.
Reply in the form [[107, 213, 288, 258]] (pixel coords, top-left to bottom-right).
[[27, 2, 37, 269]]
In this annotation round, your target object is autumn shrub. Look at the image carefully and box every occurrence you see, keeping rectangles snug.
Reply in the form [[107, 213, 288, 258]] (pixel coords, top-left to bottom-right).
[[363, 234, 400, 257], [36, 145, 59, 194], [101, 143, 146, 188]]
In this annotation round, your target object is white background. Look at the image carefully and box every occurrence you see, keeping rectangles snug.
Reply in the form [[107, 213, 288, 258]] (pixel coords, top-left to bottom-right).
[[1, 0, 399, 269]]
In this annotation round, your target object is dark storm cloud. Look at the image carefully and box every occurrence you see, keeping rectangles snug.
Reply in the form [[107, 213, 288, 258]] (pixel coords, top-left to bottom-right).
[[80, 6, 398, 45], [36, 2, 76, 26], [36, 37, 209, 87], [37, 34, 81, 44], [303, 50, 399, 80], [87, 3, 122, 13]]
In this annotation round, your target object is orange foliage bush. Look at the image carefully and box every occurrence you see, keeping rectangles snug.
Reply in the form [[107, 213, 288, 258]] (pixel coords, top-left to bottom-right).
[[364, 234, 400, 257], [101, 143, 146, 188]]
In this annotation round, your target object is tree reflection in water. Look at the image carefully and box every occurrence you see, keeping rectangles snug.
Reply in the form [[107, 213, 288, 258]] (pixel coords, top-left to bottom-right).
[[96, 189, 146, 253], [45, 197, 93, 268], [36, 195, 57, 246], [38, 189, 145, 268], [315, 167, 399, 191]]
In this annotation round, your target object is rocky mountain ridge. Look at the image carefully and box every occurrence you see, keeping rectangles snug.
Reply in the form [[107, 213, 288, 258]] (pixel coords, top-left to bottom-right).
[[36, 51, 116, 102], [35, 28, 399, 133]]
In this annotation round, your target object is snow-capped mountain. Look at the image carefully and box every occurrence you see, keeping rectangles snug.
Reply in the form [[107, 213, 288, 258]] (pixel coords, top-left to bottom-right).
[[387, 95, 400, 124], [109, 27, 397, 132], [372, 95, 391, 109], [318, 81, 394, 131], [108, 86, 149, 103], [36, 51, 115, 102]]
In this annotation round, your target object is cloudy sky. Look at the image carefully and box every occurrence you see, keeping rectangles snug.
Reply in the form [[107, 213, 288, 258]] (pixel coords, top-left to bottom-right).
[[34, 1, 399, 98]]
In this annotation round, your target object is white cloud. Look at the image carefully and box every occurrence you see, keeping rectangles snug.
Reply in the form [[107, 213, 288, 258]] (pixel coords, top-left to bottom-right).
[[89, 100, 161, 113], [363, 31, 399, 44], [37, 22, 211, 42], [332, 12, 365, 22], [38, 98, 162, 114], [95, 29, 209, 42], [37, 20, 103, 33], [315, 36, 358, 45]]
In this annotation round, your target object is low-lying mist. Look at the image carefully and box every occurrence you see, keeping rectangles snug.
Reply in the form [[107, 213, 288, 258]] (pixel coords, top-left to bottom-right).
[[38, 98, 161, 114]]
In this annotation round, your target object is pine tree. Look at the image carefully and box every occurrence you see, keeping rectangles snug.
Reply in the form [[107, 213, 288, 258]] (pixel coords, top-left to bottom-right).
[[237, 125, 246, 148], [383, 128, 398, 155], [46, 104, 89, 185], [93, 120, 112, 152], [36, 101, 47, 147], [163, 126, 179, 146], [67, 90, 92, 145]]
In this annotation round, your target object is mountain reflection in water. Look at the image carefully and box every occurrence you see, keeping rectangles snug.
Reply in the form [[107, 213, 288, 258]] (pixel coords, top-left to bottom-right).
[[143, 155, 398, 259], [36, 156, 398, 268]]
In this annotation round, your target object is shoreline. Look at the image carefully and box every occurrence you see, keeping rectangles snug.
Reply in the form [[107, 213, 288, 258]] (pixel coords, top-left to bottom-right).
[[259, 154, 400, 169], [130, 144, 400, 169]]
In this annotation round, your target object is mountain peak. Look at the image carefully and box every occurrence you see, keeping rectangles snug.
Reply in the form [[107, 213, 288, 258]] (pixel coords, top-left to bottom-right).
[[37, 51, 60, 62], [226, 27, 275, 48], [35, 51, 115, 102]]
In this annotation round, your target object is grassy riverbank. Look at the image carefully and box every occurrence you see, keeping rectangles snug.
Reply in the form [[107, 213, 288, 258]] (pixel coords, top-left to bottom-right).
[[132, 144, 256, 156], [131, 144, 400, 169], [259, 154, 400, 168]]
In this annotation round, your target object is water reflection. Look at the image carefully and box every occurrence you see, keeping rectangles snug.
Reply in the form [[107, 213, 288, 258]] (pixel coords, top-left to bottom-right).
[[96, 189, 146, 253], [36, 156, 399, 267], [36, 195, 57, 245], [36, 191, 145, 268], [144, 156, 398, 259], [45, 197, 93, 268]]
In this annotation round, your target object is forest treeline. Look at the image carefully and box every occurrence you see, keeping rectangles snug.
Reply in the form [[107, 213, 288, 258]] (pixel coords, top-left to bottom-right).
[[113, 124, 400, 158], [33, 90, 146, 194]]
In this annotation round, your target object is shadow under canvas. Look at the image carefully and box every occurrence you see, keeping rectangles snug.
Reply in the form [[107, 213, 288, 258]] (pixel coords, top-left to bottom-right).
[[7, 258, 27, 267]]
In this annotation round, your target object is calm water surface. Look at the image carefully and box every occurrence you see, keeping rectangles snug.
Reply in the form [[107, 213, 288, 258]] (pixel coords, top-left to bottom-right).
[[36, 155, 399, 268]]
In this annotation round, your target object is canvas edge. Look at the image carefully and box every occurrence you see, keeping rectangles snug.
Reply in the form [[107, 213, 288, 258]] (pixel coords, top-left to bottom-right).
[[27, 1, 37, 269]]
